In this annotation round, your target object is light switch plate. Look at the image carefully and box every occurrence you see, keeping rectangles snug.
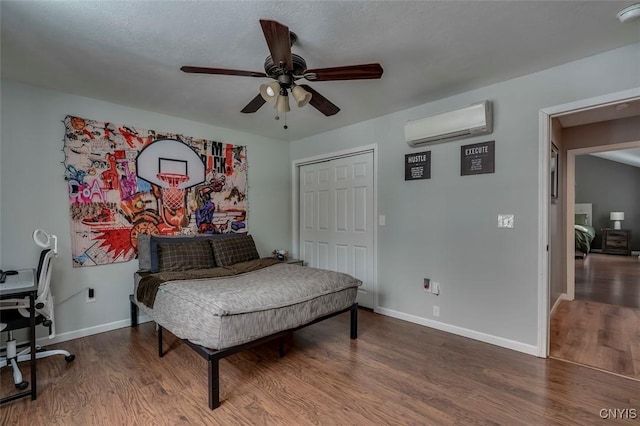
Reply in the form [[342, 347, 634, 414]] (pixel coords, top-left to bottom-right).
[[379, 215, 386, 226], [498, 214, 514, 228]]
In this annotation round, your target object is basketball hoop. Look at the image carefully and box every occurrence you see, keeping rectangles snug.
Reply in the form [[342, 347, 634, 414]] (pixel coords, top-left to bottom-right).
[[157, 172, 189, 211]]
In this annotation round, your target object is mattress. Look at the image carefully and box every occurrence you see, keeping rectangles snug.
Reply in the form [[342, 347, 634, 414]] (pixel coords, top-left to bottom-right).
[[134, 263, 360, 349]]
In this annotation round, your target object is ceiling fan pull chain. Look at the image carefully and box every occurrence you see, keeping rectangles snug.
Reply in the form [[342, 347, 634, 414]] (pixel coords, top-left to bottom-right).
[[283, 111, 288, 130]]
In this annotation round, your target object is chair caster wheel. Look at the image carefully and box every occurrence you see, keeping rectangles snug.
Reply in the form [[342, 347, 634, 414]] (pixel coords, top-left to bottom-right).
[[65, 354, 76, 362], [15, 381, 29, 390]]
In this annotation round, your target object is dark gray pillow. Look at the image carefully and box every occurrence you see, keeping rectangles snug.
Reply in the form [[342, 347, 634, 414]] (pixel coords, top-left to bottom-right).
[[210, 235, 259, 266], [157, 240, 214, 272], [149, 234, 240, 272]]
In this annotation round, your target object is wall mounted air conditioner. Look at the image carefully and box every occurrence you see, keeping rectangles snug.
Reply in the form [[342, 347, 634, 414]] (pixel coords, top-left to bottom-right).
[[405, 101, 493, 147]]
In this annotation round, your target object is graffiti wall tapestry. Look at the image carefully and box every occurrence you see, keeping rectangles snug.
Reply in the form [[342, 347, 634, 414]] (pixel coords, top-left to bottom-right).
[[63, 115, 248, 267]]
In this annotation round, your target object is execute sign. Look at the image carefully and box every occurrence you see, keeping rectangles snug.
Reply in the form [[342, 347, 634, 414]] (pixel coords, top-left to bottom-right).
[[461, 141, 495, 176]]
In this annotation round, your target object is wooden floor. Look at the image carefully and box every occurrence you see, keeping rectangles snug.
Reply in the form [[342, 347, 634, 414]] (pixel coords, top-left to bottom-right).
[[550, 253, 640, 379], [3, 310, 640, 425], [575, 253, 640, 309], [550, 299, 640, 380]]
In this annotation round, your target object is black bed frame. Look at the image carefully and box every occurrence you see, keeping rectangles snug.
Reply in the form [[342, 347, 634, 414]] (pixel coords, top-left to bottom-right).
[[129, 295, 358, 410]]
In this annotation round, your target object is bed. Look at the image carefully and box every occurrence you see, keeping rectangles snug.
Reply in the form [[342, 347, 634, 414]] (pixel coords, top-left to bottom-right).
[[575, 203, 596, 256], [129, 233, 361, 409]]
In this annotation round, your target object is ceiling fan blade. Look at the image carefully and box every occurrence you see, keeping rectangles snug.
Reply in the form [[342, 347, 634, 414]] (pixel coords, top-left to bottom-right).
[[241, 94, 267, 113], [259, 19, 293, 70], [299, 85, 340, 116], [304, 63, 383, 81], [181, 66, 267, 78]]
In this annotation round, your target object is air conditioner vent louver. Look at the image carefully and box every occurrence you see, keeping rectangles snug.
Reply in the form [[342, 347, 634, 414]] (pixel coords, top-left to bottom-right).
[[405, 101, 493, 147]]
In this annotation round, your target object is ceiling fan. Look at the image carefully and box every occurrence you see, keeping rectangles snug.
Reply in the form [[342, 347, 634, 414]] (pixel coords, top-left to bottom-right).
[[181, 19, 383, 121]]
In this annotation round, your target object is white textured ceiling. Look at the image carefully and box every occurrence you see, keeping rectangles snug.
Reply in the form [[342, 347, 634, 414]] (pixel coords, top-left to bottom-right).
[[591, 148, 640, 168], [2, 1, 640, 141]]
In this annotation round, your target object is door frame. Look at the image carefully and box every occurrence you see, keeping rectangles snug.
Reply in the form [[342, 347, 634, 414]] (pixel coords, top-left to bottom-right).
[[292, 144, 379, 309], [537, 87, 640, 357]]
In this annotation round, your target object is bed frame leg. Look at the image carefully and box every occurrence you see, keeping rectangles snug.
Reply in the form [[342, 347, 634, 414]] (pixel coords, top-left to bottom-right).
[[157, 324, 164, 358], [278, 339, 285, 358], [208, 358, 220, 409], [129, 294, 138, 327], [350, 303, 358, 339]]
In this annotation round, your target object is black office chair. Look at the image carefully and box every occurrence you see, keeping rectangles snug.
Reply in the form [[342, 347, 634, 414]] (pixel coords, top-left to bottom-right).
[[0, 248, 75, 389]]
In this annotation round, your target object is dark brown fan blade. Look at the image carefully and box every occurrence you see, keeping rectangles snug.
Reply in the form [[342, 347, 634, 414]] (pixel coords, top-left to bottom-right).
[[259, 19, 293, 70], [181, 66, 267, 78], [304, 63, 383, 81], [241, 94, 267, 113], [299, 85, 340, 116]]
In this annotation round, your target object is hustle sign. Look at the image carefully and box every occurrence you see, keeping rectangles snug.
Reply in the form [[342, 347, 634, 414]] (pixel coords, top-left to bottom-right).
[[461, 141, 495, 176], [405, 151, 431, 181]]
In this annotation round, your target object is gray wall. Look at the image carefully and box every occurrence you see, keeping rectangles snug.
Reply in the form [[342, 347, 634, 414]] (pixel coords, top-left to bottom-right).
[[290, 42, 640, 350], [576, 155, 640, 250], [0, 80, 291, 340]]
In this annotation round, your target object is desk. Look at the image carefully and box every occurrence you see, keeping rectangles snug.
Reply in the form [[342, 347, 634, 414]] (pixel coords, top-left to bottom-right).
[[0, 269, 37, 404]]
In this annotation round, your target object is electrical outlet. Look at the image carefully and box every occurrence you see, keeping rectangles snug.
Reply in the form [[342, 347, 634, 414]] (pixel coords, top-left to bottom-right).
[[423, 278, 430, 291], [433, 305, 440, 317], [86, 288, 96, 303]]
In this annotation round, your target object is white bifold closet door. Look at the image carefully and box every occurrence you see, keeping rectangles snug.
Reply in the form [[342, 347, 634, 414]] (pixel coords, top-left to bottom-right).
[[299, 151, 374, 308]]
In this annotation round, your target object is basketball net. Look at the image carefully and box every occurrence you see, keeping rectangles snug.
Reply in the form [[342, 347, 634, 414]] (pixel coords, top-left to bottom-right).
[[157, 173, 189, 211]]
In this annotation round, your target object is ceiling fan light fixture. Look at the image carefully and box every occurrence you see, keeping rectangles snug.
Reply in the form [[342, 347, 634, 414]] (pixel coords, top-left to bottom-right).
[[275, 93, 290, 113], [292, 84, 312, 108], [260, 81, 280, 103]]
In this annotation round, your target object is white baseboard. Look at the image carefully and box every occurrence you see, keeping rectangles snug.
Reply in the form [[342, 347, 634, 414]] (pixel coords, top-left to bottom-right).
[[550, 293, 569, 316], [36, 314, 152, 346], [374, 306, 539, 356]]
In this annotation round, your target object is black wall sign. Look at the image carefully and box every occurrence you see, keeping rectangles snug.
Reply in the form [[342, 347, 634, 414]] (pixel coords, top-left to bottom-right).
[[405, 151, 431, 181], [461, 140, 495, 176]]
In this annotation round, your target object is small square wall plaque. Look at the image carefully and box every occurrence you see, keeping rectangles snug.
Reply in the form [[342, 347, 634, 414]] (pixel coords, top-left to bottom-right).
[[405, 151, 431, 181], [461, 141, 495, 176]]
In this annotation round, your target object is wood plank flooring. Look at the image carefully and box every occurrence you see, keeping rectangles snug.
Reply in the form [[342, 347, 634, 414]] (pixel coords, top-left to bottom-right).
[[550, 299, 640, 380], [550, 252, 640, 379], [3, 310, 640, 425], [575, 253, 640, 309]]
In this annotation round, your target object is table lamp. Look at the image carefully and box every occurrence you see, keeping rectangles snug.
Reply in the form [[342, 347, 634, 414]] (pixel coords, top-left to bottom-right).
[[610, 212, 624, 230]]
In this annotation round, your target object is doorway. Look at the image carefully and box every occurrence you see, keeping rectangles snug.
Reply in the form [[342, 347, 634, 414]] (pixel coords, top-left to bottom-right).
[[542, 92, 640, 378], [537, 88, 640, 358], [565, 141, 640, 301], [292, 146, 377, 309]]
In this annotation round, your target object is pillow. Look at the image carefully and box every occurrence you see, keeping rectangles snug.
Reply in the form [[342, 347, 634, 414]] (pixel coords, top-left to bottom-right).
[[146, 233, 240, 272], [157, 240, 215, 272], [575, 213, 589, 226], [575, 224, 589, 234], [210, 234, 259, 266]]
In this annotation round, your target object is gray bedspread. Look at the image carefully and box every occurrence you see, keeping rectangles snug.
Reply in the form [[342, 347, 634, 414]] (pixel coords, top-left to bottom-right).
[[134, 263, 361, 349], [137, 258, 281, 308]]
